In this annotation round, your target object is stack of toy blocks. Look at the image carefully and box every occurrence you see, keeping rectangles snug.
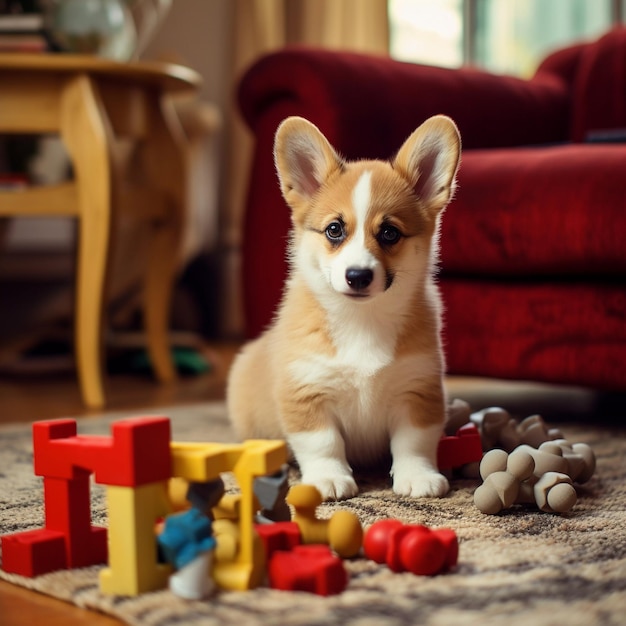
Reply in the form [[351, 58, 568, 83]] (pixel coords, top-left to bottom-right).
[[1, 413, 481, 599], [1, 417, 289, 597], [1, 417, 173, 595]]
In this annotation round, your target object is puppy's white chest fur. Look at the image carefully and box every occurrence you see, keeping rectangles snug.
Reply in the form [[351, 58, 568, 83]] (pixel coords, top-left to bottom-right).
[[330, 307, 398, 375], [287, 311, 428, 465], [288, 303, 398, 389]]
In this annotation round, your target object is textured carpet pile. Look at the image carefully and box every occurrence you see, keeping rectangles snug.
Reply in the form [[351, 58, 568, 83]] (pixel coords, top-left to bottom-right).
[[0, 402, 625, 625]]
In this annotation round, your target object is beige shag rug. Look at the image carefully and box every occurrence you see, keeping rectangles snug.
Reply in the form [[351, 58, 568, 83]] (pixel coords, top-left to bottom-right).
[[0, 402, 625, 626]]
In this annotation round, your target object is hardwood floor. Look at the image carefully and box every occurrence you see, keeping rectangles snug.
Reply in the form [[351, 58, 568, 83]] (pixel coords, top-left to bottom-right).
[[0, 339, 621, 625], [0, 580, 121, 626], [0, 341, 240, 424]]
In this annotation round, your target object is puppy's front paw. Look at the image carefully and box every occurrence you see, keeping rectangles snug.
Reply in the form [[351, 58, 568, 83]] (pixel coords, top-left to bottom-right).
[[301, 470, 358, 501], [392, 463, 449, 498], [289, 429, 358, 500]]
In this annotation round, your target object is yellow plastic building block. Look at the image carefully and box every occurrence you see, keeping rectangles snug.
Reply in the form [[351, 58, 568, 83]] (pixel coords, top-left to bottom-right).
[[167, 476, 192, 512], [212, 493, 241, 520], [100, 481, 172, 596], [170, 439, 287, 590], [170, 443, 243, 481], [170, 440, 286, 482]]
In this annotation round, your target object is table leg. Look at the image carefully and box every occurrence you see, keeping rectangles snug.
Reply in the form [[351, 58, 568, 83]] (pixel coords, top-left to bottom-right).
[[138, 95, 188, 383], [60, 75, 112, 408]]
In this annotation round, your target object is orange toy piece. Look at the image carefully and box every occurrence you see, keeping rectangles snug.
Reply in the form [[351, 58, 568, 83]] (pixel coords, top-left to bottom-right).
[[286, 485, 363, 558]]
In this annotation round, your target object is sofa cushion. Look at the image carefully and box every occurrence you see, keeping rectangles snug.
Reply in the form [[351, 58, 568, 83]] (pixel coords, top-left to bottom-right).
[[441, 143, 626, 277], [571, 27, 626, 142], [441, 278, 626, 390]]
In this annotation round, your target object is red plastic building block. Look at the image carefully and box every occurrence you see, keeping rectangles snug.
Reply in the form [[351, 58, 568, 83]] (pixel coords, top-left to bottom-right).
[[268, 545, 348, 595], [437, 423, 483, 471], [1, 530, 66, 578], [364, 520, 458, 576], [33, 416, 171, 486], [254, 521, 301, 559], [1, 416, 171, 578]]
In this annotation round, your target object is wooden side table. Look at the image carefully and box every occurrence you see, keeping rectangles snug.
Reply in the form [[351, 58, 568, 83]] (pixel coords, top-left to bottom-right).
[[0, 54, 201, 408]]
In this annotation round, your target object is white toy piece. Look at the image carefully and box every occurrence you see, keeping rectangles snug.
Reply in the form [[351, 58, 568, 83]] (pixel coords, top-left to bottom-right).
[[169, 551, 215, 600], [470, 407, 521, 452], [446, 400, 563, 453], [532, 472, 577, 513], [474, 437, 596, 515], [447, 399, 596, 515], [518, 415, 564, 449], [474, 448, 536, 514], [537, 440, 596, 483]]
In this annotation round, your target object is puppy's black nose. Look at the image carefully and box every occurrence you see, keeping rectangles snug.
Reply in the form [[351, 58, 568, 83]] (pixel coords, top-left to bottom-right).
[[345, 268, 373, 290]]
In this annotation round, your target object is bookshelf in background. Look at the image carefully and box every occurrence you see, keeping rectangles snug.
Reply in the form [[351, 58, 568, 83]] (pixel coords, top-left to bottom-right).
[[0, 1, 49, 53]]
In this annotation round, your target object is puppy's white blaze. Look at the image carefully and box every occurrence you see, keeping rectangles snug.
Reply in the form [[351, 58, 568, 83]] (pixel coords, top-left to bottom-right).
[[390, 420, 449, 498], [288, 428, 358, 499], [329, 170, 385, 294], [352, 169, 372, 230]]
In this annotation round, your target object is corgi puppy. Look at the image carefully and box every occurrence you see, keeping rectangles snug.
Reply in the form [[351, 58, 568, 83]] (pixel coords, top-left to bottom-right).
[[227, 115, 461, 500]]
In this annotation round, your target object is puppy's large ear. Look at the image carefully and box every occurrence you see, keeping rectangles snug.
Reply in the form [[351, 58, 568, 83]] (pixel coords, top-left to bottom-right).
[[392, 115, 461, 215], [274, 117, 344, 210]]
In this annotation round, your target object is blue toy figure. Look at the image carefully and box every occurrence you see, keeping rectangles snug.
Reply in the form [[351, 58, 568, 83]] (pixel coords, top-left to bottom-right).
[[158, 508, 217, 599]]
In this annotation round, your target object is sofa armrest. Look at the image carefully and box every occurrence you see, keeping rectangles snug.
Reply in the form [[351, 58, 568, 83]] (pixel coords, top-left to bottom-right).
[[239, 47, 570, 157]]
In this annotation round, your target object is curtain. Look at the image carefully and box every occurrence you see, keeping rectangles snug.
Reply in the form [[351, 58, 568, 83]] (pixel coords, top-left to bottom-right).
[[222, 0, 389, 336]]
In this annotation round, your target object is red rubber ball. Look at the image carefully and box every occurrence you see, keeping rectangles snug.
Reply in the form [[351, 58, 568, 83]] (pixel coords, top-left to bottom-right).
[[399, 529, 446, 576], [363, 519, 403, 563]]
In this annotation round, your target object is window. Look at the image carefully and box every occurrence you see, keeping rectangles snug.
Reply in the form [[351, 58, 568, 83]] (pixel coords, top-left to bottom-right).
[[390, 0, 625, 77], [389, 0, 463, 68]]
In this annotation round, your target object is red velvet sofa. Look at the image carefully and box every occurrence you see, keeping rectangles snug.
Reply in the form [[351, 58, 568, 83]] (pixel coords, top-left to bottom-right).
[[236, 27, 626, 391]]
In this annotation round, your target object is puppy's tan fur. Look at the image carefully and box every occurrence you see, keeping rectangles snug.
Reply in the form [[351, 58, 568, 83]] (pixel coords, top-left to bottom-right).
[[228, 115, 461, 500]]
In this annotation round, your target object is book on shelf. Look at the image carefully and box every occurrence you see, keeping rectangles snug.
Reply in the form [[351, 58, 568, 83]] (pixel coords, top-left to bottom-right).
[[0, 173, 29, 190], [0, 32, 47, 52], [0, 9, 49, 52], [0, 12, 43, 33]]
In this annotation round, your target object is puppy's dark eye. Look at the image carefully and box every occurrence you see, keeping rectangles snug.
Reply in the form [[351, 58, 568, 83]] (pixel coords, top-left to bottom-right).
[[325, 221, 344, 241], [378, 225, 402, 245]]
